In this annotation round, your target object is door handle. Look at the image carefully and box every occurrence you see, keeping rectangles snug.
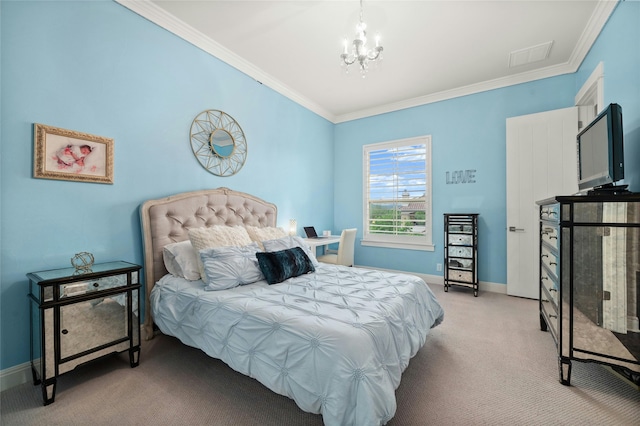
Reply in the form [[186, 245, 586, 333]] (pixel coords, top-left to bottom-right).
[[509, 226, 525, 232]]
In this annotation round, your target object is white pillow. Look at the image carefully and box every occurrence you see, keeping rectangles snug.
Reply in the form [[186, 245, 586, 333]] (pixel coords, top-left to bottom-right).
[[245, 226, 287, 250], [188, 225, 253, 278], [262, 235, 319, 267], [199, 242, 264, 290], [162, 240, 201, 281]]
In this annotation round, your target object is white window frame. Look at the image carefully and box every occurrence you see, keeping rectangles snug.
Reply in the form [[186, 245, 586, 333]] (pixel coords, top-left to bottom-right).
[[362, 135, 434, 251]]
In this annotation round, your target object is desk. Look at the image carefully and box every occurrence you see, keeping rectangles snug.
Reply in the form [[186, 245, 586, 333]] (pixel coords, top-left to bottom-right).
[[304, 236, 341, 255]]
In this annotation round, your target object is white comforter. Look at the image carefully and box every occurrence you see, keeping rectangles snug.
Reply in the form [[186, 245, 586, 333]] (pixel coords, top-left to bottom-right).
[[150, 264, 444, 425]]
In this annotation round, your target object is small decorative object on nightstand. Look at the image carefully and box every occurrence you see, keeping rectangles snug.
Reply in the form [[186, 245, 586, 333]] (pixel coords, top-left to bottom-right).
[[444, 213, 479, 296], [27, 261, 142, 405], [70, 251, 94, 272]]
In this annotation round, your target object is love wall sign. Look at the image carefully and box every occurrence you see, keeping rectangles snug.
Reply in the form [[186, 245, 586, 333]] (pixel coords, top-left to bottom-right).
[[446, 169, 476, 184]]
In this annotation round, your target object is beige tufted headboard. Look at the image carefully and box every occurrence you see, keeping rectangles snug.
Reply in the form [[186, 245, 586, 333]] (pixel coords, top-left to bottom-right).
[[139, 187, 277, 339]]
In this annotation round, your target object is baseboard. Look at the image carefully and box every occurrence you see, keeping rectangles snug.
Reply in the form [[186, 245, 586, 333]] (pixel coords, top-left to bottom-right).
[[0, 325, 147, 392], [354, 264, 507, 294], [0, 360, 33, 392]]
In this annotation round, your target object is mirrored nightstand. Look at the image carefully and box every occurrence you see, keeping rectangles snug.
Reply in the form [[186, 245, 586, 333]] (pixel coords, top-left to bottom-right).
[[28, 261, 142, 405]]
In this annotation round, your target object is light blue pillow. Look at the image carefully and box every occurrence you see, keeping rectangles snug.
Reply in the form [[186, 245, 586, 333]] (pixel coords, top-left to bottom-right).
[[262, 235, 319, 267], [199, 242, 264, 290]]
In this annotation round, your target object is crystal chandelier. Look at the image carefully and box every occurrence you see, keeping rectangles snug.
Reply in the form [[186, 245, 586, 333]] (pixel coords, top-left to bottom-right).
[[340, 0, 383, 77]]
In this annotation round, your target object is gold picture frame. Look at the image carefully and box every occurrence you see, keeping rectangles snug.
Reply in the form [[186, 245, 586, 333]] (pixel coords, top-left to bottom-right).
[[33, 123, 114, 184]]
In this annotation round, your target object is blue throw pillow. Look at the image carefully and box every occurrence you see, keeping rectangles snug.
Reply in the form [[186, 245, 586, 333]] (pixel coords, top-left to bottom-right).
[[256, 247, 315, 285]]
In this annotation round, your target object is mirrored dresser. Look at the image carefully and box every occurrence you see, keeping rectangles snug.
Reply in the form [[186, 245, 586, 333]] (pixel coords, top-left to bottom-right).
[[537, 194, 640, 386], [28, 261, 142, 404]]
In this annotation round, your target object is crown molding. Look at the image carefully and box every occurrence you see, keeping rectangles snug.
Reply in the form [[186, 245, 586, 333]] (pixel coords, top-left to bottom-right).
[[567, 0, 619, 70], [334, 1, 618, 123], [334, 62, 579, 123], [115, 0, 336, 123], [115, 0, 617, 125]]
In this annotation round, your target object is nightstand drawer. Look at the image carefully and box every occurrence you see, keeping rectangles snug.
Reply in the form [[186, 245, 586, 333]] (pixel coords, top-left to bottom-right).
[[60, 273, 136, 300]]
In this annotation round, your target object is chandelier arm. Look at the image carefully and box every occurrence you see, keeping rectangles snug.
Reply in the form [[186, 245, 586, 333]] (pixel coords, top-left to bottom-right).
[[367, 47, 383, 61], [341, 54, 357, 66]]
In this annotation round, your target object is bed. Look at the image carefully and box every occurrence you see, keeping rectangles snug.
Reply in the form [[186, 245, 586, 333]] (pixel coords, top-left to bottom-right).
[[139, 187, 444, 425]]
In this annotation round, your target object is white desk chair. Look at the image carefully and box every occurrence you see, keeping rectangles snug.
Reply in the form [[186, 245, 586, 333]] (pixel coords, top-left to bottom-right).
[[317, 228, 357, 267]]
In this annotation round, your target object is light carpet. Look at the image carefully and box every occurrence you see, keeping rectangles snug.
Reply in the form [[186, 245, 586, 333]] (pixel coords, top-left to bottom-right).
[[2, 283, 639, 425]]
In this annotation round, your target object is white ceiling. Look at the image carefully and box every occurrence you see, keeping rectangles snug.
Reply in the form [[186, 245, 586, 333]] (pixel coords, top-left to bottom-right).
[[116, 1, 618, 123]]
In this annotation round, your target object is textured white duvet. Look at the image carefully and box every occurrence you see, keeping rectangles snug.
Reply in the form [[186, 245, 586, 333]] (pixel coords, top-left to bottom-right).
[[150, 264, 444, 425]]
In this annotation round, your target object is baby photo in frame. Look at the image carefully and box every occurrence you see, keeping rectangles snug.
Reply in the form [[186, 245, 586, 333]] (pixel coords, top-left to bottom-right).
[[33, 123, 114, 184]]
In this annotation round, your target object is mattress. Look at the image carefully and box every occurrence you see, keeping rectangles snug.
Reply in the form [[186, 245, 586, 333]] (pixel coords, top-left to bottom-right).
[[150, 263, 444, 425]]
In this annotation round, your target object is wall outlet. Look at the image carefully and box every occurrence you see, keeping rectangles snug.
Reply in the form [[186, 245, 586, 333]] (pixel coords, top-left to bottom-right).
[[436, 263, 442, 272]]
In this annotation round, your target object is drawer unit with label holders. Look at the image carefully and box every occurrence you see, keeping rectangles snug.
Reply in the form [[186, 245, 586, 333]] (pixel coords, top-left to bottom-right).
[[537, 195, 640, 387], [444, 213, 479, 296]]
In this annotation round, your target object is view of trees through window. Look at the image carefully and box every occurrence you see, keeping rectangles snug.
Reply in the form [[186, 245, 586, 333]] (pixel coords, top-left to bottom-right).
[[366, 142, 428, 238]]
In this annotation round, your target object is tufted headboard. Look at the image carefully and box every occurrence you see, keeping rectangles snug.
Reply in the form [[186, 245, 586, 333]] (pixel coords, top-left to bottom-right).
[[139, 187, 277, 339]]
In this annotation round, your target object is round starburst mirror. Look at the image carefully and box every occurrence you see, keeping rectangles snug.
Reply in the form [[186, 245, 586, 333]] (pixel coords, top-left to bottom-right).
[[190, 110, 247, 176]]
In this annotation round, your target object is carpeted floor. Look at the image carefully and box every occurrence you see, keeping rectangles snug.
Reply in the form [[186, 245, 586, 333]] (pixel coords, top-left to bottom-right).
[[2, 283, 639, 425]]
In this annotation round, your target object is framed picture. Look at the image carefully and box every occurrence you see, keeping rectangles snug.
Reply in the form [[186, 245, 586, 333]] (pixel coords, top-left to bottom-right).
[[33, 123, 114, 184]]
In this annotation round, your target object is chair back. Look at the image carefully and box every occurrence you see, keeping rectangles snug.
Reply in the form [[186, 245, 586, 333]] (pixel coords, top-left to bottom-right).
[[337, 228, 357, 266]]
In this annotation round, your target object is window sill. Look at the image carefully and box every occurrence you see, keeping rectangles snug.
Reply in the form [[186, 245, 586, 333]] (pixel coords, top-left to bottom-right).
[[360, 239, 435, 251]]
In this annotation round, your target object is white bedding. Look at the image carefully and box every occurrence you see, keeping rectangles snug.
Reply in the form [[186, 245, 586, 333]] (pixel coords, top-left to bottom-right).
[[150, 263, 444, 425]]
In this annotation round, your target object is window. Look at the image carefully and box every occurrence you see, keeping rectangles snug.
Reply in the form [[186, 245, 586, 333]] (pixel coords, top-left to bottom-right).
[[362, 136, 433, 251]]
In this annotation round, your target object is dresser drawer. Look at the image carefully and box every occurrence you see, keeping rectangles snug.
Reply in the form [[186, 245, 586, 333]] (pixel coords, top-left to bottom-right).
[[540, 296, 559, 341], [448, 270, 473, 283], [540, 203, 560, 222], [448, 258, 473, 270], [541, 246, 559, 276], [448, 246, 473, 258], [541, 225, 559, 249], [540, 269, 559, 306], [447, 224, 473, 234], [448, 234, 473, 245]]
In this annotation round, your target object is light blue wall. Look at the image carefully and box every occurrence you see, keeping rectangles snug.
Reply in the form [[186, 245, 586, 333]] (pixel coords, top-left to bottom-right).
[[334, 1, 639, 283], [575, 0, 640, 192], [334, 77, 576, 282], [0, 1, 333, 370], [1, 1, 638, 373]]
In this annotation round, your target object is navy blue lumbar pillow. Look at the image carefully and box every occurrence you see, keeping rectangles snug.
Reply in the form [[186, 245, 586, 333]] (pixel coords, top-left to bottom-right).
[[256, 246, 315, 285]]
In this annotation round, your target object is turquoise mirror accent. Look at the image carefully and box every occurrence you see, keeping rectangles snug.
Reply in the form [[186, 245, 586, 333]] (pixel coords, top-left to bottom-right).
[[190, 110, 247, 176]]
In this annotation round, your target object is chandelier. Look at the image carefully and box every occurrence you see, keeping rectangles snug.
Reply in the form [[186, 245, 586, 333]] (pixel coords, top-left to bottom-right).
[[340, 0, 383, 77]]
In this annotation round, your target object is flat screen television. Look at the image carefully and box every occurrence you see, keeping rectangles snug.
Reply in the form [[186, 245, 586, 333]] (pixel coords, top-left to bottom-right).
[[576, 103, 625, 193]]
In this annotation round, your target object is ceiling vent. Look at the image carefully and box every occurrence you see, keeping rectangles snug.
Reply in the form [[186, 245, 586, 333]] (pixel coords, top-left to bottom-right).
[[509, 41, 554, 68]]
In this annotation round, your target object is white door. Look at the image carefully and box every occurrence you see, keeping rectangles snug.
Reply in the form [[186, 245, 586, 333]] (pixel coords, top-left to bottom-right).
[[506, 107, 578, 299]]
